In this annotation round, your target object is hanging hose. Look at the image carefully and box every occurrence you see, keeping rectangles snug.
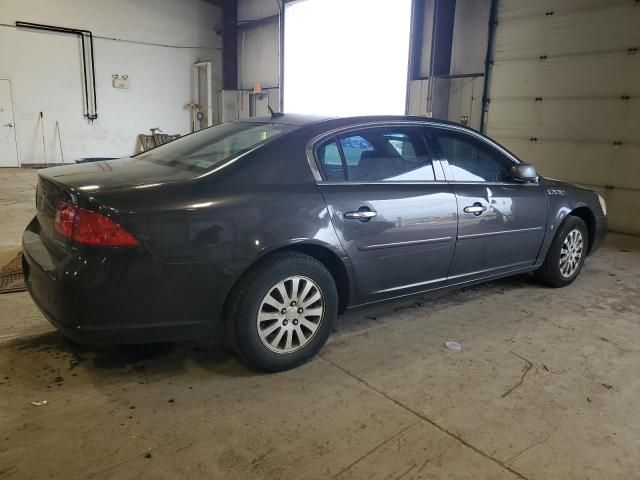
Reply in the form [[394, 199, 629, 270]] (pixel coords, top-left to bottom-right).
[[55, 120, 65, 164], [39, 112, 47, 166]]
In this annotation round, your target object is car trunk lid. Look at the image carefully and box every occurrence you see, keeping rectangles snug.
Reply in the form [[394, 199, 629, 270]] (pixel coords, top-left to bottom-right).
[[38, 157, 200, 192]]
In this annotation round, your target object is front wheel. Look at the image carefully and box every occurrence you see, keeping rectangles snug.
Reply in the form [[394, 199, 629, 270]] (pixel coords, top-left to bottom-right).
[[227, 252, 338, 372], [535, 216, 588, 288]]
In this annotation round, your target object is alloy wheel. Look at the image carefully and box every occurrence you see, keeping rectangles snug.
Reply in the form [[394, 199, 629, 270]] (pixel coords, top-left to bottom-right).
[[559, 228, 584, 278], [256, 275, 324, 354]]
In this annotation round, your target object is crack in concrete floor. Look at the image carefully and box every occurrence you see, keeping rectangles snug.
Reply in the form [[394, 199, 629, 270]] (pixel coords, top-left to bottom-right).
[[321, 355, 529, 480]]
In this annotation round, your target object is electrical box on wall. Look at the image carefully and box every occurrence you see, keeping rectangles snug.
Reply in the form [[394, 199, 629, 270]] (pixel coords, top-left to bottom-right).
[[112, 74, 129, 89]]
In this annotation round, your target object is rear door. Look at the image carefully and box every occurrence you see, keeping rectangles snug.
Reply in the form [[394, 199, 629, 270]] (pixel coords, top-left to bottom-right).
[[427, 125, 547, 282], [314, 124, 458, 304]]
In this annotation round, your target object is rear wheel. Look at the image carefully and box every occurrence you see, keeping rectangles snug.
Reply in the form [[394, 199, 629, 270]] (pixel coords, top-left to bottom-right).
[[535, 216, 588, 288], [227, 252, 337, 372]]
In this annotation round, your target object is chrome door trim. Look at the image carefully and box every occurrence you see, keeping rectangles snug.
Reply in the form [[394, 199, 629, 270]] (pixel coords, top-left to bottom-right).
[[457, 226, 544, 240], [318, 180, 444, 186], [358, 236, 452, 251], [317, 180, 540, 187], [446, 181, 541, 187]]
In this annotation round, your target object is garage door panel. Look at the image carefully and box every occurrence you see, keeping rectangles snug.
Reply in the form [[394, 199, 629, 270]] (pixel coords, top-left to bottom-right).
[[494, 138, 640, 234], [487, 99, 640, 144], [497, 0, 626, 22], [489, 0, 639, 234], [490, 54, 640, 98], [494, 139, 640, 191], [494, 4, 640, 61], [587, 186, 640, 235]]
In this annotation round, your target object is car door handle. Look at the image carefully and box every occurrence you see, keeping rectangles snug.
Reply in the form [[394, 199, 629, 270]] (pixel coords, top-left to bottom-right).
[[344, 209, 377, 222], [463, 203, 487, 216], [3, 122, 14, 127]]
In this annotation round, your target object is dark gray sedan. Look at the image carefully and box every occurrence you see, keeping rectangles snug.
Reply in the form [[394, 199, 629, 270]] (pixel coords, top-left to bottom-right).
[[22, 115, 607, 371]]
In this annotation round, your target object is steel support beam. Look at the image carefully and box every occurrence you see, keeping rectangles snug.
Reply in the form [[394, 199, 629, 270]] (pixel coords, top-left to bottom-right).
[[222, 0, 238, 90]]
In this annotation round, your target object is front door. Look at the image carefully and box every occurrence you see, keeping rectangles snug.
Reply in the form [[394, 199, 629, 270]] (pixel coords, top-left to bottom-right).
[[0, 80, 18, 167], [428, 126, 547, 281], [315, 125, 458, 304]]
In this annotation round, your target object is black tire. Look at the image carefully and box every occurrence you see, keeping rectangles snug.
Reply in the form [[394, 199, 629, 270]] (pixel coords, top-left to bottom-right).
[[226, 251, 338, 372], [535, 216, 589, 288]]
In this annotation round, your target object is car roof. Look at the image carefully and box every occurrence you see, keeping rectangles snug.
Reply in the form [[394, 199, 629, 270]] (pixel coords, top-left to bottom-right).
[[238, 114, 524, 166], [237, 114, 470, 131]]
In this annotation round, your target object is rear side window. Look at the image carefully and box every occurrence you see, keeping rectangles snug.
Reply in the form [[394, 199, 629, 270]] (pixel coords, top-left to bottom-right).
[[338, 128, 435, 182], [317, 140, 345, 181], [340, 136, 374, 166], [137, 122, 296, 172], [430, 128, 513, 182], [315, 127, 436, 182]]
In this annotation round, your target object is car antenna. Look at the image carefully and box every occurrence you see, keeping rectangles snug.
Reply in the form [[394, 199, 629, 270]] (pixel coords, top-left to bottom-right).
[[268, 105, 284, 118]]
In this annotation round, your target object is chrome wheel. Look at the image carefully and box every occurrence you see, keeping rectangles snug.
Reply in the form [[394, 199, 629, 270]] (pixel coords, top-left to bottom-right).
[[257, 275, 324, 354], [559, 228, 584, 278]]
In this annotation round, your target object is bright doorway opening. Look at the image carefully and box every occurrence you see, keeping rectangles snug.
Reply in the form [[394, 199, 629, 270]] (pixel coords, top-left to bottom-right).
[[283, 0, 412, 117]]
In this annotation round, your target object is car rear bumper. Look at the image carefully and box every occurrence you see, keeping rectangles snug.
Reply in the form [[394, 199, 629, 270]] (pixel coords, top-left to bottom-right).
[[22, 217, 248, 345]]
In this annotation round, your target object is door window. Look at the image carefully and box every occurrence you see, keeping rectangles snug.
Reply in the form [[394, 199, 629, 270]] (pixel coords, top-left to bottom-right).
[[316, 139, 345, 181], [335, 128, 435, 181], [430, 128, 513, 182]]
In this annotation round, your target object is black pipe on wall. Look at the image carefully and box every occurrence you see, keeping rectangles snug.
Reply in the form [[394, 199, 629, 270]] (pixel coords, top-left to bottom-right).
[[16, 21, 98, 121], [479, 0, 498, 133]]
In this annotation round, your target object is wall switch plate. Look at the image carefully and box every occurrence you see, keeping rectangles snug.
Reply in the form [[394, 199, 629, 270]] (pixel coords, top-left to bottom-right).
[[112, 74, 129, 89]]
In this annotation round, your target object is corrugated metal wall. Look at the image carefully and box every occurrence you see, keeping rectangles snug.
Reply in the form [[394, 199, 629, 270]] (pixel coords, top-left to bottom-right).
[[238, 0, 280, 91], [407, 0, 490, 130], [485, 0, 640, 234]]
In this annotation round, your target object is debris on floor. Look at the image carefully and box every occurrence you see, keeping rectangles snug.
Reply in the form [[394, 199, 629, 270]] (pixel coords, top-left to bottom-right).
[[0, 252, 26, 294], [31, 400, 48, 406], [444, 341, 462, 351]]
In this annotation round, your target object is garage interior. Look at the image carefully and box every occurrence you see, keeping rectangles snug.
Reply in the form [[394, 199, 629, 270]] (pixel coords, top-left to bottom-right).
[[1, 0, 639, 478]]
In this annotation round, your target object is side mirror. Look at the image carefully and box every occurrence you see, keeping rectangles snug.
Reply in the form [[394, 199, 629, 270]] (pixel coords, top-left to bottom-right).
[[511, 163, 538, 183]]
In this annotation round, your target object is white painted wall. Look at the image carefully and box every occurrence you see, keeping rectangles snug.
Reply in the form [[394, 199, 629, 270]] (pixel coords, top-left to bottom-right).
[[0, 0, 221, 165]]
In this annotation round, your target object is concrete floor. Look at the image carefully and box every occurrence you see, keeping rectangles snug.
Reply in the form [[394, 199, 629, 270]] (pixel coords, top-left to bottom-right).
[[1, 168, 639, 479]]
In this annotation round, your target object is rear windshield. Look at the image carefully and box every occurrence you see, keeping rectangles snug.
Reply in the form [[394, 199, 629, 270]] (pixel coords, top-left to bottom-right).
[[136, 122, 296, 172]]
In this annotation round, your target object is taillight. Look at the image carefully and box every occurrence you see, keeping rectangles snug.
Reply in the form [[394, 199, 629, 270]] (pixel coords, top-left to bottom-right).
[[54, 202, 76, 239], [54, 201, 140, 247]]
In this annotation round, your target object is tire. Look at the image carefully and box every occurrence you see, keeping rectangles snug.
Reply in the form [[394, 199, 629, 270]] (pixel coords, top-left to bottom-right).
[[227, 251, 338, 372], [535, 216, 589, 288]]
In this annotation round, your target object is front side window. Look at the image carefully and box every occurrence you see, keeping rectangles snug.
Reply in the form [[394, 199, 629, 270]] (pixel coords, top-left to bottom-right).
[[430, 128, 514, 182], [137, 122, 296, 172], [325, 127, 434, 182]]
